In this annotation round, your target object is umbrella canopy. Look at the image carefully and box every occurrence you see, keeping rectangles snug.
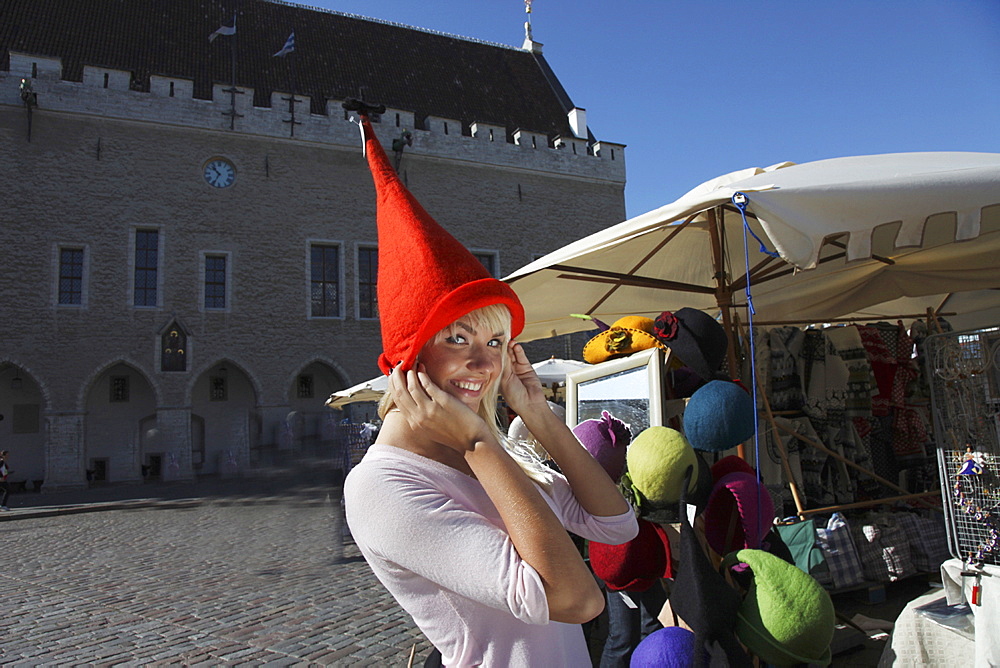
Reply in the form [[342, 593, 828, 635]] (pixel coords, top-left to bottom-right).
[[326, 374, 389, 409], [505, 152, 1000, 341]]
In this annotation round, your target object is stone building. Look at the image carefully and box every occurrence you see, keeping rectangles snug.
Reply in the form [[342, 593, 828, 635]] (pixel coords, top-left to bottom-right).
[[0, 0, 625, 490]]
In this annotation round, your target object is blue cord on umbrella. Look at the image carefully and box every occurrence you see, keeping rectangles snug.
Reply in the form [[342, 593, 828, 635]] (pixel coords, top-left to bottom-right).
[[732, 191, 775, 494]]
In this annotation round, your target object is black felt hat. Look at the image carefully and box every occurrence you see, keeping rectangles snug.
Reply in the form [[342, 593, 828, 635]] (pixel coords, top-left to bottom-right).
[[654, 308, 730, 382], [669, 466, 752, 668]]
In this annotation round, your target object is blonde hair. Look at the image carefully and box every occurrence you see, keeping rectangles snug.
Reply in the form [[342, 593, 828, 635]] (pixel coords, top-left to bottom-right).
[[378, 303, 553, 486]]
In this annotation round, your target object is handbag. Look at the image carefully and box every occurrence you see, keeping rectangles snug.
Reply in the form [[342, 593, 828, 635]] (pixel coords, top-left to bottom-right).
[[815, 513, 865, 589], [774, 519, 832, 585]]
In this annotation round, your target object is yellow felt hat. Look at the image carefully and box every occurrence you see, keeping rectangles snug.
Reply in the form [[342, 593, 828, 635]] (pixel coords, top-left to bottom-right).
[[583, 316, 666, 364]]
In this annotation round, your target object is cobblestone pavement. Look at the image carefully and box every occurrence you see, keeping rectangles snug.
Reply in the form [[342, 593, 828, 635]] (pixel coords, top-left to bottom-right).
[[0, 479, 434, 666]]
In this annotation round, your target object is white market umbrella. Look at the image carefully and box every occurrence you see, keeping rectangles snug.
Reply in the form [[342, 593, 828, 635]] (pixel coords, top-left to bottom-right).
[[326, 374, 389, 409], [531, 357, 589, 386], [504, 152, 1000, 343]]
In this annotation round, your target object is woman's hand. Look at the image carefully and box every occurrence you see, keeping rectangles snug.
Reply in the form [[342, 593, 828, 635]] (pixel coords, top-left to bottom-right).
[[388, 363, 492, 454], [500, 342, 549, 416]]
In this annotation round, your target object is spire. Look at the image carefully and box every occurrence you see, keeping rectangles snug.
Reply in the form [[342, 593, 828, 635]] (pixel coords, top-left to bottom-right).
[[522, 0, 543, 53]]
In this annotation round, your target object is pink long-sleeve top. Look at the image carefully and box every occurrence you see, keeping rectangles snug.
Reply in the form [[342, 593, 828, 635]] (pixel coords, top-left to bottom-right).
[[345, 444, 638, 667]]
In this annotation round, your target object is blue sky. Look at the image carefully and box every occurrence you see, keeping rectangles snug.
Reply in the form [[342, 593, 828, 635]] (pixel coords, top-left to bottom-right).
[[302, 0, 1000, 219]]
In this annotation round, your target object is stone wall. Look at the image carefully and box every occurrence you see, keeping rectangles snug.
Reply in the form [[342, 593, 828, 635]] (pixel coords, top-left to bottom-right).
[[1, 50, 627, 488]]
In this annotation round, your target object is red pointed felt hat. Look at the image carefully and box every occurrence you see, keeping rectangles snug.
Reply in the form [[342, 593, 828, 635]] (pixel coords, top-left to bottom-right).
[[361, 118, 525, 374]]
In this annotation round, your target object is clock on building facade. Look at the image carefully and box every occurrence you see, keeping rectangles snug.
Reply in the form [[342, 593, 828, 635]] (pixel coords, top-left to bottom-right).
[[203, 158, 236, 188]]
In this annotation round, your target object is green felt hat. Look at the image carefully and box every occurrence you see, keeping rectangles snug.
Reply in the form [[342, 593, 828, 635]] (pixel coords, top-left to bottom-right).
[[625, 426, 699, 507], [723, 548, 835, 667]]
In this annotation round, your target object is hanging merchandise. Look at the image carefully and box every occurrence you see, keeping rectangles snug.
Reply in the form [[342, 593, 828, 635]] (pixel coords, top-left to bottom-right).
[[925, 326, 1000, 567]]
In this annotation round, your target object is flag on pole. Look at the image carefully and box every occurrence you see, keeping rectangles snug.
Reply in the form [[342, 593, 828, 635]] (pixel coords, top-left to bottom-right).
[[273, 31, 296, 57], [209, 15, 236, 42]]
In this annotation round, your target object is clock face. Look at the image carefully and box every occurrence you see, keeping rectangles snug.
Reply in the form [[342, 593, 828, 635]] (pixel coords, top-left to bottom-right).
[[203, 159, 236, 188]]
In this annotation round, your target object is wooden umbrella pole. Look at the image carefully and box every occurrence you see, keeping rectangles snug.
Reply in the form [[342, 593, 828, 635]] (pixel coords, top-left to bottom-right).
[[707, 207, 740, 377], [798, 491, 940, 517], [773, 421, 941, 512], [708, 207, 745, 460]]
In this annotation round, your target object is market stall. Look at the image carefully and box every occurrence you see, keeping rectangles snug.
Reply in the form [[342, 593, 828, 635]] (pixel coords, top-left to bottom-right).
[[504, 152, 1000, 664]]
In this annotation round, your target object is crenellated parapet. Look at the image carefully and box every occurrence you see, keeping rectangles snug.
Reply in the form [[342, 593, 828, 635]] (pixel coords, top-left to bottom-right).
[[2, 50, 626, 182]]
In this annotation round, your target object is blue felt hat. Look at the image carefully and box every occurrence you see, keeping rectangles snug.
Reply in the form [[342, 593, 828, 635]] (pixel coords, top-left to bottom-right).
[[683, 380, 755, 452]]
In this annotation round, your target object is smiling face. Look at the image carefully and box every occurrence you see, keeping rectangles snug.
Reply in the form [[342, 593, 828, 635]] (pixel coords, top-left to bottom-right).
[[418, 307, 512, 413]]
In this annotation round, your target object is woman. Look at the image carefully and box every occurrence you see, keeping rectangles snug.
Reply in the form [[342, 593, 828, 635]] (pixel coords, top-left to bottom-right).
[[343, 113, 638, 666], [346, 305, 638, 666]]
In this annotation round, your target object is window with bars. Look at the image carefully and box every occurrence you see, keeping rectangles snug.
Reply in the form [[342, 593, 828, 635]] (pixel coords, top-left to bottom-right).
[[297, 374, 314, 399], [210, 376, 227, 401], [58, 247, 84, 305], [110, 376, 130, 402], [133, 229, 159, 307], [358, 246, 378, 319], [204, 254, 227, 309], [310, 244, 340, 317]]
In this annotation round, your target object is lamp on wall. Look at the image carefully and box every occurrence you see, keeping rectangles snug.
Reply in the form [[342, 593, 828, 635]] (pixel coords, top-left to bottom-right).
[[10, 372, 23, 390]]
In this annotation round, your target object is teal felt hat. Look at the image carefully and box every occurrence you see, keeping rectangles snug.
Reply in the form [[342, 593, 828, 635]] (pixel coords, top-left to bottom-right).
[[723, 549, 835, 666], [683, 380, 755, 452]]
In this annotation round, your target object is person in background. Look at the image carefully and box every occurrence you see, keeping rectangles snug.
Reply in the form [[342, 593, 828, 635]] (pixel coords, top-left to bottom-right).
[[1, 450, 11, 510]]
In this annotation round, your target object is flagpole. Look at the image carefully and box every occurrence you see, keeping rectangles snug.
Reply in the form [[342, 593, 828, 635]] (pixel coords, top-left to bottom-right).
[[222, 11, 243, 130], [280, 29, 300, 138]]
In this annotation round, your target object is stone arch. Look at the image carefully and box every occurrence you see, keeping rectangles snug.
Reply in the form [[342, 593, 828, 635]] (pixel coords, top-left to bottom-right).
[[82, 360, 159, 483], [0, 358, 53, 413], [78, 356, 160, 413], [184, 356, 263, 407], [188, 358, 261, 475], [0, 359, 51, 484], [284, 357, 351, 451], [286, 355, 351, 405]]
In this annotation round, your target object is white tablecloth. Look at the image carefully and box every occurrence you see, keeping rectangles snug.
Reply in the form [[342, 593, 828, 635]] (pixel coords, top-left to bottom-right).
[[941, 558, 1000, 668], [878, 588, 975, 667]]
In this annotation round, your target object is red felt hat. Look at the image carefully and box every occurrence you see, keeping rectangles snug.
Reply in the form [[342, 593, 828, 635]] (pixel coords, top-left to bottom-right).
[[361, 118, 525, 374], [589, 518, 674, 591]]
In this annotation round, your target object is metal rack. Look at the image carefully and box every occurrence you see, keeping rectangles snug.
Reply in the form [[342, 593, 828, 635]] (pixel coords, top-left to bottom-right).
[[926, 326, 1000, 566]]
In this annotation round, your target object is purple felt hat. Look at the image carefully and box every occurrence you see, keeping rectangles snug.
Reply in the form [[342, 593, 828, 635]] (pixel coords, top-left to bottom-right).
[[630, 627, 702, 668], [572, 411, 631, 481], [704, 472, 775, 557]]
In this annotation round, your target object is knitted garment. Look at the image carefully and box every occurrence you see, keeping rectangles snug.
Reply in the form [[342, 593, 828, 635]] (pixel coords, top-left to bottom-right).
[[857, 323, 917, 418], [891, 404, 930, 459], [825, 325, 874, 418], [767, 327, 806, 412], [853, 415, 900, 489], [748, 326, 772, 410], [800, 329, 828, 424]]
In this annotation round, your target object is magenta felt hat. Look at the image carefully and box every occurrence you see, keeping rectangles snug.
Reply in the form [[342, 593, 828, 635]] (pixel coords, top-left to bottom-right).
[[572, 411, 631, 481], [711, 455, 756, 482], [589, 518, 673, 591], [704, 472, 775, 556]]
